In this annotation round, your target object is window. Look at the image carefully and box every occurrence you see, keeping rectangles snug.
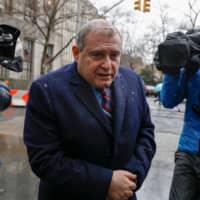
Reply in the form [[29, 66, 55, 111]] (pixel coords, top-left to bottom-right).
[[21, 39, 33, 80], [26, 0, 37, 11], [24, 0, 38, 16], [4, 0, 13, 14]]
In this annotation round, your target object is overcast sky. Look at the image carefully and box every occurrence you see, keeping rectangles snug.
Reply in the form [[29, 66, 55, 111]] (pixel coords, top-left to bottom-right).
[[89, 0, 200, 39], [90, 0, 193, 15], [89, 0, 200, 27]]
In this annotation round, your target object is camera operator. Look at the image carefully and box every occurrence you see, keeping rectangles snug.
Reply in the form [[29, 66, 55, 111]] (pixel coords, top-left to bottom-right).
[[0, 80, 11, 111], [155, 29, 200, 200]]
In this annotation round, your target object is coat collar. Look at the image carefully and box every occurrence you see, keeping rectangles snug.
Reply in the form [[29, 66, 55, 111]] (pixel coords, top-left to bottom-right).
[[70, 63, 127, 137]]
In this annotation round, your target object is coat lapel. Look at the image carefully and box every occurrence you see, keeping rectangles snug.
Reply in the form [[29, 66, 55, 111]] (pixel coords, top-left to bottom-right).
[[112, 73, 127, 138], [70, 65, 112, 135]]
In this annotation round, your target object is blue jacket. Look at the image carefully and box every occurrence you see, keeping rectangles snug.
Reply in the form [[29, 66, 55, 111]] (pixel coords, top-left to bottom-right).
[[0, 81, 11, 111], [23, 62, 156, 200], [161, 69, 200, 154]]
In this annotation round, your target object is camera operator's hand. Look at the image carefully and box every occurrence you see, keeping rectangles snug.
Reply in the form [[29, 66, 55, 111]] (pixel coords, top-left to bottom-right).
[[153, 51, 182, 75], [0, 81, 11, 111], [186, 54, 200, 76]]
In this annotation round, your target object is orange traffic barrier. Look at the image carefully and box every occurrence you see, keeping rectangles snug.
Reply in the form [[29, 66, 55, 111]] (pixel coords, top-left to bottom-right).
[[10, 89, 18, 96], [10, 89, 29, 107]]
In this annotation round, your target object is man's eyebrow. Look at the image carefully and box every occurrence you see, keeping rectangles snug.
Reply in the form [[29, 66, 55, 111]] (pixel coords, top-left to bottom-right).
[[88, 50, 103, 55], [111, 50, 121, 53], [89, 49, 121, 53]]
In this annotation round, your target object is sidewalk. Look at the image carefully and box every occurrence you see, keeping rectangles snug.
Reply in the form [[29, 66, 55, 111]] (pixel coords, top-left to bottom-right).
[[137, 132, 179, 200], [137, 97, 184, 200]]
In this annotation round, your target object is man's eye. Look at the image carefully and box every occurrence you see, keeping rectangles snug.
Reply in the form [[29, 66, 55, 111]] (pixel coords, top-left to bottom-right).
[[91, 52, 103, 58], [111, 53, 120, 59]]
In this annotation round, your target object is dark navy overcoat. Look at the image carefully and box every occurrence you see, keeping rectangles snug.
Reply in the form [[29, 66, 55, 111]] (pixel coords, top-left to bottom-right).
[[23, 62, 156, 200]]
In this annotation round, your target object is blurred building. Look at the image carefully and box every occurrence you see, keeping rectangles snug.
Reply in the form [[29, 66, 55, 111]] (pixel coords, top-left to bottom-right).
[[0, 0, 99, 89], [120, 54, 145, 72]]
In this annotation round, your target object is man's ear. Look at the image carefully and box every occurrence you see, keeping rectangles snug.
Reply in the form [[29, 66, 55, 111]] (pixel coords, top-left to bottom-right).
[[72, 45, 79, 61]]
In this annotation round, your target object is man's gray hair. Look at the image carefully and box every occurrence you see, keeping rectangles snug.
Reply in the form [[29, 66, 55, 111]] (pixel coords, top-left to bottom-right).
[[76, 19, 122, 51]]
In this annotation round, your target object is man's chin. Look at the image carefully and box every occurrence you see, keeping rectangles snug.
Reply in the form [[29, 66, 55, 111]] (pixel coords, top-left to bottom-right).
[[96, 81, 112, 88]]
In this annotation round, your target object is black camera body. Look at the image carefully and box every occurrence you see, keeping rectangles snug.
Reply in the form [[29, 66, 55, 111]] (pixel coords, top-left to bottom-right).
[[154, 29, 200, 117], [154, 29, 200, 74], [0, 24, 23, 111]]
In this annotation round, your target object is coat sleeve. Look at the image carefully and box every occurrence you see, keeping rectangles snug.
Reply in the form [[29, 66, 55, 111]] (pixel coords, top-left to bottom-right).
[[23, 80, 112, 200], [125, 100, 155, 189], [123, 75, 156, 190], [160, 70, 187, 108]]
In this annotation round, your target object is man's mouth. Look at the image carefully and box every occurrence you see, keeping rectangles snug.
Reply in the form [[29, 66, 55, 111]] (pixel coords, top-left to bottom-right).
[[97, 73, 112, 77]]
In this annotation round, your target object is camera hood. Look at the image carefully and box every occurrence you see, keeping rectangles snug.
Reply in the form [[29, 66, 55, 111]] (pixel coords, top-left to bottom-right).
[[154, 30, 200, 74]]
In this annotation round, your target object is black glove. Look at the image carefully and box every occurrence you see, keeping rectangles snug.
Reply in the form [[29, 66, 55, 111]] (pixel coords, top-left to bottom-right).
[[153, 31, 189, 75], [0, 56, 22, 72], [153, 51, 182, 75], [186, 54, 200, 75], [192, 104, 200, 117]]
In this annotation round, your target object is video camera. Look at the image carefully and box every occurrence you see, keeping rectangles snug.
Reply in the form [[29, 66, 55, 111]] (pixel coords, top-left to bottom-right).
[[0, 24, 23, 111], [154, 29, 200, 74], [154, 29, 200, 117]]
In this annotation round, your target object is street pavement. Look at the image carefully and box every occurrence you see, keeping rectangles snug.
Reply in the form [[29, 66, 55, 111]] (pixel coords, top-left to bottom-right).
[[137, 97, 184, 200], [0, 97, 185, 200]]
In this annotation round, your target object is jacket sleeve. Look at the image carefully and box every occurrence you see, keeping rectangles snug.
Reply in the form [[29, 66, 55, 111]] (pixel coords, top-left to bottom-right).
[[125, 101, 155, 189], [0, 81, 11, 111], [124, 75, 156, 190], [160, 70, 187, 108], [23, 80, 112, 200]]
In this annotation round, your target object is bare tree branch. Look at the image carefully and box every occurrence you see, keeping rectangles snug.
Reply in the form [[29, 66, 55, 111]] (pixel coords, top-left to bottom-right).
[[46, 35, 76, 64], [101, 0, 126, 16]]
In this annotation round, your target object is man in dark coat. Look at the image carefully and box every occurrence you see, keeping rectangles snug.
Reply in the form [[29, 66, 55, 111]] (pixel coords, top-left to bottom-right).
[[23, 19, 156, 200]]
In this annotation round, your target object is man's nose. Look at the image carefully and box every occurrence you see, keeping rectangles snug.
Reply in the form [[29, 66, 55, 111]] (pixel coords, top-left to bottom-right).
[[102, 55, 112, 69]]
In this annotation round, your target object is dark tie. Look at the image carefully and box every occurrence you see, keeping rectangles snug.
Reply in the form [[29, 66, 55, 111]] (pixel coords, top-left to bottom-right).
[[101, 88, 112, 115]]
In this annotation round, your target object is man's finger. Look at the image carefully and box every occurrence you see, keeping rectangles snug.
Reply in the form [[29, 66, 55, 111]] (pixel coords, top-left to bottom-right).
[[125, 172, 137, 181]]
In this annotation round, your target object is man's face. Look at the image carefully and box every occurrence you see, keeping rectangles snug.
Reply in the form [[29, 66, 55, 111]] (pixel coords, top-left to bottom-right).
[[72, 31, 122, 88]]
